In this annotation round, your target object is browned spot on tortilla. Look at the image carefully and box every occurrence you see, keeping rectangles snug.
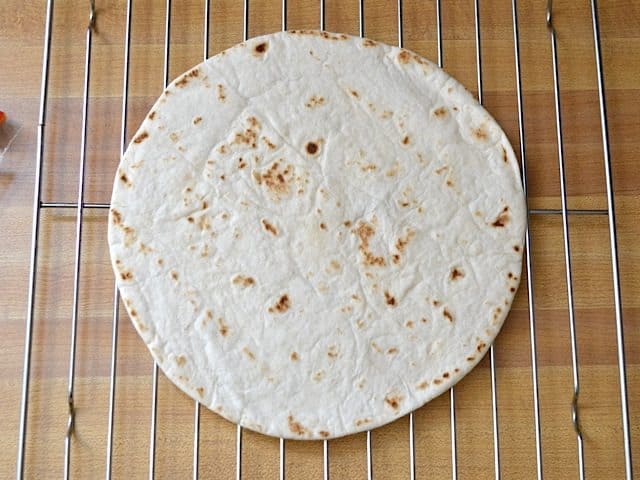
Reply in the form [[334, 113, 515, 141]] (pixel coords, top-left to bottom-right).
[[133, 131, 148, 143], [446, 179, 454, 187], [157, 258, 164, 266], [327, 345, 338, 358], [120, 270, 133, 281], [387, 347, 398, 355], [242, 347, 255, 360], [319, 222, 327, 230], [443, 308, 454, 322], [170, 270, 179, 281], [138, 242, 152, 254], [514, 245, 521, 252], [510, 287, 516, 292], [349, 89, 359, 98], [261, 219, 278, 236], [306, 141, 319, 155], [217, 318, 229, 336], [371, 341, 382, 353], [343, 220, 352, 227], [175, 76, 189, 87], [501, 146, 508, 163], [119, 225, 135, 246], [206, 310, 213, 320], [397, 50, 411, 64], [148, 111, 156, 120], [197, 216, 210, 231], [435, 165, 449, 175], [170, 132, 179, 142], [360, 163, 377, 172], [196, 387, 204, 397], [290, 352, 299, 361], [362, 38, 377, 47], [262, 137, 276, 150], [216, 84, 226, 102], [508, 272, 513, 279], [232, 275, 255, 287], [467, 356, 475, 362], [405, 320, 414, 328], [395, 230, 415, 253], [399, 200, 410, 208], [313, 370, 325, 381], [433, 378, 442, 385], [472, 126, 488, 141], [391, 254, 400, 264], [491, 206, 510, 227], [384, 290, 397, 307], [415, 380, 429, 390], [119, 171, 132, 187], [401, 135, 410, 145], [288, 416, 309, 436], [175, 355, 187, 366], [477, 341, 487, 352], [442, 372, 450, 379], [187, 216, 194, 223], [130, 309, 137, 317], [268, 294, 290, 314], [354, 221, 386, 267], [318, 430, 330, 438], [253, 41, 268, 55], [254, 161, 293, 196], [290, 30, 348, 40], [193, 116, 202, 125], [450, 268, 465, 281], [110, 209, 122, 225], [305, 95, 325, 108], [384, 394, 403, 410], [330, 260, 340, 270], [355, 418, 372, 427], [433, 106, 448, 118], [455, 368, 460, 373], [432, 300, 441, 307]]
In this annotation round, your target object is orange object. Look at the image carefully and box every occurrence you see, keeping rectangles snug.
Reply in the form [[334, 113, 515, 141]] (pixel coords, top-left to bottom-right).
[[0, 111, 5, 125]]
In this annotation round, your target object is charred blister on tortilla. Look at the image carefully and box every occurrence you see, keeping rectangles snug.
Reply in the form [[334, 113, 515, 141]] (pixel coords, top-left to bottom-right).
[[252, 41, 268, 56], [491, 206, 510, 228], [450, 267, 465, 281]]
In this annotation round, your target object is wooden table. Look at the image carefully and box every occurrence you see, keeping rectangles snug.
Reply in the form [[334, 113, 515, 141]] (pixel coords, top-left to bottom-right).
[[1, 0, 638, 478]]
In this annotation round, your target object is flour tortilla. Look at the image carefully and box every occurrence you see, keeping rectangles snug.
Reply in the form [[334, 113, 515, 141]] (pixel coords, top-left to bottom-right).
[[109, 31, 525, 440]]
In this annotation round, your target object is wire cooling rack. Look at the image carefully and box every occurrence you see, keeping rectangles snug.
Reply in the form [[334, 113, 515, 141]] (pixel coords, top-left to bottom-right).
[[10, 0, 635, 479]]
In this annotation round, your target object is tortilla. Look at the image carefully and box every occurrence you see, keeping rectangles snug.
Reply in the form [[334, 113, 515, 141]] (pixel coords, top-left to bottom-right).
[[109, 30, 525, 440]]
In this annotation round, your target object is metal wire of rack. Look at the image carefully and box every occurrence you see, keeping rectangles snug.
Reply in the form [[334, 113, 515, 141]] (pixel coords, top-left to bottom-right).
[[13, 0, 633, 479]]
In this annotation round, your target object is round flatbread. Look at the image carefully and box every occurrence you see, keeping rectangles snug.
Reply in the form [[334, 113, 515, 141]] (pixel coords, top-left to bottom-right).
[[109, 30, 525, 440]]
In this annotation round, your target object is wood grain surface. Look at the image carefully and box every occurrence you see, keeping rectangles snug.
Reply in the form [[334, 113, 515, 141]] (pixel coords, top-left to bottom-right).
[[1, 0, 638, 479]]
